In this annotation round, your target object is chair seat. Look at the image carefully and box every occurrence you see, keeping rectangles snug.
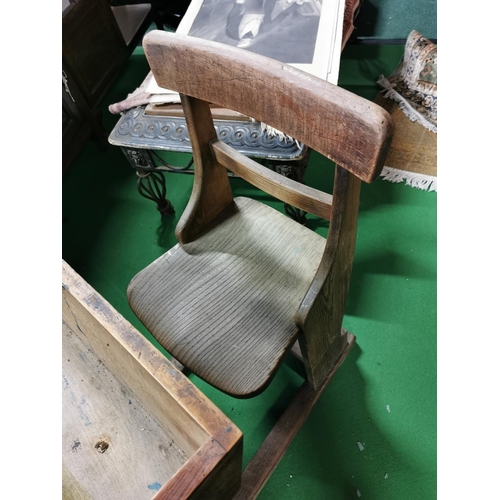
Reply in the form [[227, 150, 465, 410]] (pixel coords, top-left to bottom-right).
[[127, 197, 326, 397]]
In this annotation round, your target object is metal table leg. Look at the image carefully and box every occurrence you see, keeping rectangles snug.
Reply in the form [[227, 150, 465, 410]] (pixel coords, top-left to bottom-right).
[[121, 147, 175, 215], [120, 145, 312, 223]]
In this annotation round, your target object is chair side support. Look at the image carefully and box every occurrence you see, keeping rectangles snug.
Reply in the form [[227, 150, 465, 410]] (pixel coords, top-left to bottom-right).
[[294, 166, 361, 389], [175, 95, 235, 244]]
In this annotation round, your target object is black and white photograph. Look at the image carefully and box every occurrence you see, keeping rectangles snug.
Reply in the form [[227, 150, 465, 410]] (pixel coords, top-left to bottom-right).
[[147, 0, 344, 99], [176, 0, 343, 81], [183, 0, 321, 64]]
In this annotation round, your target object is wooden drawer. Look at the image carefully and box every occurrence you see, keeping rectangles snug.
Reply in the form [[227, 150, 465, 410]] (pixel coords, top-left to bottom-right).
[[62, 260, 242, 499]]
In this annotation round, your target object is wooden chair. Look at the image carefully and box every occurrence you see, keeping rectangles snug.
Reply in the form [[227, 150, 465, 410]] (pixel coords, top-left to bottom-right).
[[127, 30, 393, 496]]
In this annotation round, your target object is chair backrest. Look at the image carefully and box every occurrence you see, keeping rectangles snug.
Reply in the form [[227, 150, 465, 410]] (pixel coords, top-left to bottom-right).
[[144, 31, 393, 183], [143, 31, 394, 389]]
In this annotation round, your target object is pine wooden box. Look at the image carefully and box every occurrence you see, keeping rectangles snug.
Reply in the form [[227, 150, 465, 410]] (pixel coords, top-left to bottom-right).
[[62, 261, 243, 500]]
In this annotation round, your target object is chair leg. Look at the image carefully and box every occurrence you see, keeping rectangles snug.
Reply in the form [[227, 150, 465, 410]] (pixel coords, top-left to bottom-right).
[[234, 332, 355, 499], [295, 168, 362, 390]]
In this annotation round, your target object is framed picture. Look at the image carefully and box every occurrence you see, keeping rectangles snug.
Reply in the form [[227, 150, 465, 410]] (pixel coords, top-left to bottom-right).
[[176, 0, 344, 82], [146, 0, 345, 103]]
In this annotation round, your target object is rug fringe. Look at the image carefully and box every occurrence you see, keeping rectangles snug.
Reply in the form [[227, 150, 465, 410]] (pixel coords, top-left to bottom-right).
[[380, 166, 437, 192], [377, 76, 437, 134], [260, 122, 301, 147]]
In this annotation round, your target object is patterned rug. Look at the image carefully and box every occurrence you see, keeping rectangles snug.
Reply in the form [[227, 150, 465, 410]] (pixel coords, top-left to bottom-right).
[[376, 30, 437, 191]]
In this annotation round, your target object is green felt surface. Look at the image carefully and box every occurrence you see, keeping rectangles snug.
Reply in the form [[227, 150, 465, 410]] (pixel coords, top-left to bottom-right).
[[62, 43, 436, 499], [354, 0, 437, 40]]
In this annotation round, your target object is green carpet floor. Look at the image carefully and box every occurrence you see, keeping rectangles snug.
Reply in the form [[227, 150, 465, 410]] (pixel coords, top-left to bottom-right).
[[354, 0, 437, 40], [62, 42, 436, 499]]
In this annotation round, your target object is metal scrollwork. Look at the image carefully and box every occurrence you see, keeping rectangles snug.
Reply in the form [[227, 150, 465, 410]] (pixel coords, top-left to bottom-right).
[[136, 170, 174, 216], [111, 107, 313, 222], [109, 106, 305, 159], [123, 148, 156, 169]]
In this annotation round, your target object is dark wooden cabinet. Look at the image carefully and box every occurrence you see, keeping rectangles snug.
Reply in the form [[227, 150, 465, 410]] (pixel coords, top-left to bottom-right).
[[62, 0, 152, 172]]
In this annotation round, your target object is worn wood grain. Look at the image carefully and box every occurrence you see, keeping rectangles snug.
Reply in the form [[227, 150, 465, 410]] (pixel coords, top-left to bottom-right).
[[145, 102, 251, 121], [62, 322, 189, 500], [211, 139, 332, 220], [63, 268, 207, 456], [62, 260, 243, 499], [143, 31, 394, 183], [128, 197, 326, 397], [295, 167, 361, 389], [175, 95, 234, 244], [156, 438, 243, 500]]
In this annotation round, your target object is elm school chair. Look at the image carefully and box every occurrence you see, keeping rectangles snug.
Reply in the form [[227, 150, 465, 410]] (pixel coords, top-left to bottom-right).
[[127, 30, 393, 495]]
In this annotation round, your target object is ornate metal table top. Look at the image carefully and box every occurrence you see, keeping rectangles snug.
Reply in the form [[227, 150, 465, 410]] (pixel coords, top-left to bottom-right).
[[108, 106, 306, 160]]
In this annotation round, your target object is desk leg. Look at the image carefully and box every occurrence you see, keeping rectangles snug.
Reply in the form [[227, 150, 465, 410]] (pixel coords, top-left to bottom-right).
[[267, 149, 310, 224], [121, 147, 175, 216]]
